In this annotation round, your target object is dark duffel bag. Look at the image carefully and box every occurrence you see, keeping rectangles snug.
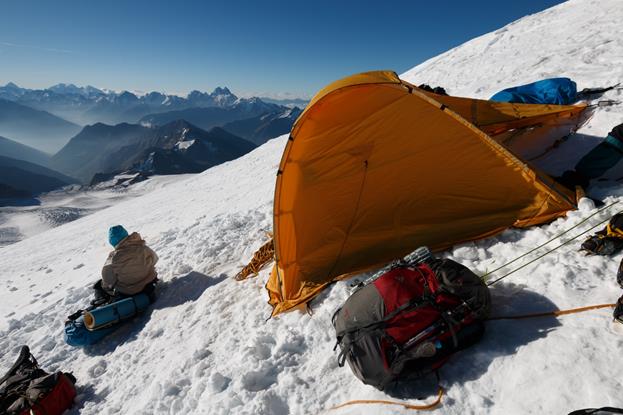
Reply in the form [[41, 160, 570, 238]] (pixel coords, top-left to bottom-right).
[[0, 346, 76, 415], [333, 252, 490, 390]]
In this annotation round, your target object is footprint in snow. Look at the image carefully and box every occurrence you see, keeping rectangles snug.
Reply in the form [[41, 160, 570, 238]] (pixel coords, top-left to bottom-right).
[[209, 372, 231, 393], [149, 327, 164, 339], [241, 365, 277, 392], [39, 337, 55, 352], [88, 360, 108, 378], [73, 263, 84, 270], [192, 347, 212, 360]]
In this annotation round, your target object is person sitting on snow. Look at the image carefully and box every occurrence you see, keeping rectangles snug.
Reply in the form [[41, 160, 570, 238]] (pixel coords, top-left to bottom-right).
[[92, 225, 158, 305], [558, 122, 623, 189]]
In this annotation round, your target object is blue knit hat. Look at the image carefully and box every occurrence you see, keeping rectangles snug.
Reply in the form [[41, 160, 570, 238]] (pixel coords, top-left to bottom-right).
[[108, 225, 129, 247]]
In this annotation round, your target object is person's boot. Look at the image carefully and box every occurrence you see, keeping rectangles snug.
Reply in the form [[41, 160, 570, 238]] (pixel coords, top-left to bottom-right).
[[90, 280, 111, 306], [142, 279, 158, 303]]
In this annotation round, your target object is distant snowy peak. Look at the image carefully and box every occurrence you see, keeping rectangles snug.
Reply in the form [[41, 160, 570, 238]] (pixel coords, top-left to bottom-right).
[[186, 87, 238, 107], [259, 96, 309, 108], [112, 91, 140, 104], [3, 82, 20, 90], [233, 97, 281, 114], [48, 83, 81, 95], [0, 82, 27, 100], [48, 83, 104, 98], [212, 86, 231, 95]]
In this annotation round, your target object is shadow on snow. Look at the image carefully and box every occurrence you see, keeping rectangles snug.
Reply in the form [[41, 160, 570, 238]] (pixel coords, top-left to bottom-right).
[[81, 271, 226, 357]]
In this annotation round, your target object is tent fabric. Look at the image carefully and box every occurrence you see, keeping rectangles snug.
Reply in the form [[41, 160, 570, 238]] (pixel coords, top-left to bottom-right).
[[267, 71, 586, 316], [490, 77, 578, 105], [417, 90, 588, 161]]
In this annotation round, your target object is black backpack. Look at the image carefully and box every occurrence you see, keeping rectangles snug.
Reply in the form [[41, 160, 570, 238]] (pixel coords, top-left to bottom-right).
[[0, 346, 77, 415], [332, 252, 490, 390]]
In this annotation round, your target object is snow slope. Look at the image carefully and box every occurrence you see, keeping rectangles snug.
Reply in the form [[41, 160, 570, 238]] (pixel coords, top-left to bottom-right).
[[2, 0, 623, 414]]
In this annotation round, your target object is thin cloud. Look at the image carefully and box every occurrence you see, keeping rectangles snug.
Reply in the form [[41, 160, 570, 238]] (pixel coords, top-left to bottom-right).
[[0, 41, 75, 54]]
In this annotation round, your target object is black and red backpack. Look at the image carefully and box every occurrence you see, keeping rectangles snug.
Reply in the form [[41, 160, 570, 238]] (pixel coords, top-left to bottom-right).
[[332, 249, 491, 390], [0, 346, 77, 415]]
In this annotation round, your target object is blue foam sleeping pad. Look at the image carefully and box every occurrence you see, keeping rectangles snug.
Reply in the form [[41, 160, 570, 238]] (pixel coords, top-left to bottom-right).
[[490, 78, 578, 105], [64, 315, 118, 347], [85, 293, 151, 330], [64, 293, 152, 347]]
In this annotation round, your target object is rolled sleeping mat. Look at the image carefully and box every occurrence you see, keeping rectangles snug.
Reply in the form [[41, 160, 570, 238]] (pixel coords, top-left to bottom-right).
[[84, 293, 151, 331], [65, 315, 117, 346]]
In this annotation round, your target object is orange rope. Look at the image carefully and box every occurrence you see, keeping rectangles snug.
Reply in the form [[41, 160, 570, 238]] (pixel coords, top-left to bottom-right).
[[488, 303, 616, 320], [330, 386, 443, 412]]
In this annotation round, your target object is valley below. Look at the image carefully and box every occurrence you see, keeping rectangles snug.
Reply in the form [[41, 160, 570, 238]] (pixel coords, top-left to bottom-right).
[[0, 174, 190, 247]]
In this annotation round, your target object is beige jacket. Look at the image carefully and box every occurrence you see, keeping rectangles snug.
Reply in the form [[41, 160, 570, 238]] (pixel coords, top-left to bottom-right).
[[101, 232, 158, 295]]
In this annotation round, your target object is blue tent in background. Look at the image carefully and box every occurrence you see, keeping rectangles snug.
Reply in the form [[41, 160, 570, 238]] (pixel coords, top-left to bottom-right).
[[490, 78, 578, 105]]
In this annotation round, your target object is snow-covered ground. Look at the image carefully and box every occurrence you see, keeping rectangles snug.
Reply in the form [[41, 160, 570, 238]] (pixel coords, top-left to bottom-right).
[[0, 175, 190, 247], [2, 0, 623, 413]]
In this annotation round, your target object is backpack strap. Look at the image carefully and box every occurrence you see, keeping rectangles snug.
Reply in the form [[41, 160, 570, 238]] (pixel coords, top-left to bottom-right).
[[0, 346, 34, 386], [65, 310, 85, 323], [576, 83, 621, 100], [568, 408, 623, 415], [336, 294, 434, 341], [335, 295, 436, 367], [336, 264, 464, 349]]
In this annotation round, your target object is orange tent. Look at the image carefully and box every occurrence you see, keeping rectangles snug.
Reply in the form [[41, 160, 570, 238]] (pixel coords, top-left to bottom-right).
[[266, 70, 587, 316]]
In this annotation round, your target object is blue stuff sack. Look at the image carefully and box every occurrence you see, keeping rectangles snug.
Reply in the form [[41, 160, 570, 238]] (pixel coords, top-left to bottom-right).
[[490, 78, 577, 105]]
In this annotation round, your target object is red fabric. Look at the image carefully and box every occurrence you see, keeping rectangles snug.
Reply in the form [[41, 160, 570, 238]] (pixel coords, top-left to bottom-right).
[[373, 265, 439, 344], [373, 266, 432, 312], [20, 373, 76, 415], [368, 263, 483, 379], [372, 264, 461, 345]]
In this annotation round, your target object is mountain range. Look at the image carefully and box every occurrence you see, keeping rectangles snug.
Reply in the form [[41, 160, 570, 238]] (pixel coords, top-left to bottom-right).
[[0, 82, 306, 192], [0, 82, 306, 127], [139, 97, 286, 127], [221, 107, 302, 146], [52, 120, 256, 183]]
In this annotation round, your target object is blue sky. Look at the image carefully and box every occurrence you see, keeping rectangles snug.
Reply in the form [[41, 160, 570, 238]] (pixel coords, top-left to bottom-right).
[[0, 0, 565, 99]]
